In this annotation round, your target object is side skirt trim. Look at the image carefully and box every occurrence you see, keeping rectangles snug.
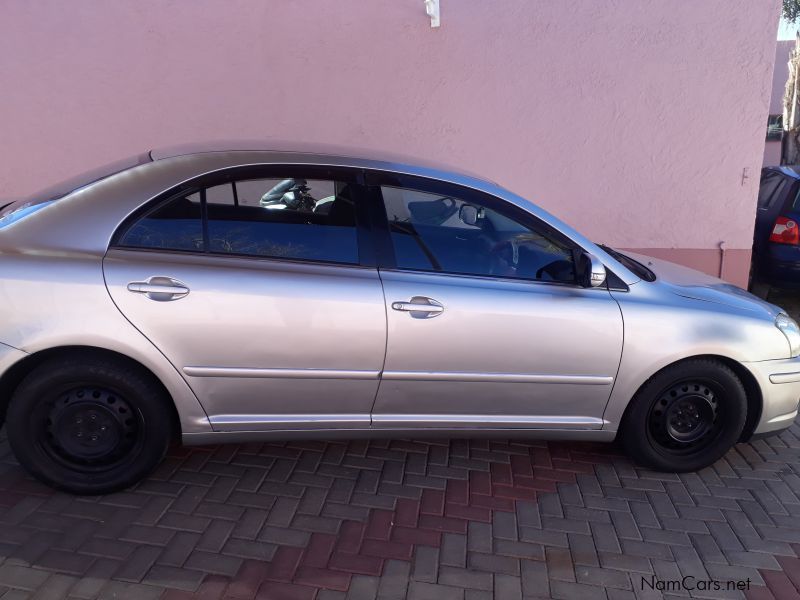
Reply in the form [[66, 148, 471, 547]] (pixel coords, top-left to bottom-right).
[[381, 372, 613, 384], [372, 414, 606, 428], [184, 367, 380, 379], [185, 367, 613, 385], [209, 414, 371, 427], [208, 414, 605, 430]]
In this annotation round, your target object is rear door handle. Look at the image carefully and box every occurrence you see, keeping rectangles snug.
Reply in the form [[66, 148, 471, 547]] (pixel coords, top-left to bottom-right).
[[391, 296, 444, 318], [127, 276, 190, 301]]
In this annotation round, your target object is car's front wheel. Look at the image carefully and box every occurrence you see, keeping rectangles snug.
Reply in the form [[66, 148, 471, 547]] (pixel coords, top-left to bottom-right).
[[621, 359, 747, 472], [6, 353, 173, 494]]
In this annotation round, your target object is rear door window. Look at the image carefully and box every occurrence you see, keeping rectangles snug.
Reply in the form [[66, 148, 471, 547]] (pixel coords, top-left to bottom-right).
[[758, 172, 787, 211], [205, 178, 358, 264], [115, 169, 364, 266], [117, 191, 204, 252]]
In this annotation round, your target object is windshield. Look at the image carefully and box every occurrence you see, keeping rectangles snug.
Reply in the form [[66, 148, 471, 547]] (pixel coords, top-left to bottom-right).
[[0, 152, 151, 220], [599, 244, 656, 282]]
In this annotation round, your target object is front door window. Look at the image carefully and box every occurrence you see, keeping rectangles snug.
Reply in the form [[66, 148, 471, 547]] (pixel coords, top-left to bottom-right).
[[381, 185, 576, 283]]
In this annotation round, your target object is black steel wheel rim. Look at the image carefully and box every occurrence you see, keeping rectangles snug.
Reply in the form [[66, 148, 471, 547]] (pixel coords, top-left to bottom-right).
[[33, 386, 144, 472], [646, 379, 723, 456]]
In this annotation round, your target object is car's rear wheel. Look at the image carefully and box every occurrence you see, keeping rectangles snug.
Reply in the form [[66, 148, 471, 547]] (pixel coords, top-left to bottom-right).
[[6, 354, 173, 494], [621, 359, 747, 472]]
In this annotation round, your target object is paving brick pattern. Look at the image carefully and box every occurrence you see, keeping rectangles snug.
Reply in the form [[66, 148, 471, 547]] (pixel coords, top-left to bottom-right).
[[0, 413, 799, 600]]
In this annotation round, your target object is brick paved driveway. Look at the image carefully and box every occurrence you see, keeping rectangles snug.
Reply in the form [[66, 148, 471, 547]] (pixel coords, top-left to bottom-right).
[[0, 414, 799, 600]]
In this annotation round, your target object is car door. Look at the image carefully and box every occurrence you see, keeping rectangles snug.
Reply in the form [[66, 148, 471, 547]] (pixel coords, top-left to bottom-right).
[[103, 165, 387, 432], [367, 172, 624, 430], [754, 171, 792, 248]]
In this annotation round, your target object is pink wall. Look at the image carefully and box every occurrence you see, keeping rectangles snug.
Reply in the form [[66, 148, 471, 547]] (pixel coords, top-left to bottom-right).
[[0, 1, 781, 286], [769, 40, 794, 114], [762, 41, 793, 169], [764, 140, 782, 166]]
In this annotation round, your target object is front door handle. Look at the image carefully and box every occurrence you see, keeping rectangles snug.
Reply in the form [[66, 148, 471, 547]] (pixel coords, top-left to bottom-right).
[[127, 276, 190, 301], [391, 296, 444, 318]]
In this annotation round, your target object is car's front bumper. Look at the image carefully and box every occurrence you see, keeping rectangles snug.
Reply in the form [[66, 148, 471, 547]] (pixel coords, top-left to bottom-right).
[[743, 355, 800, 435], [760, 261, 800, 288], [757, 244, 800, 288]]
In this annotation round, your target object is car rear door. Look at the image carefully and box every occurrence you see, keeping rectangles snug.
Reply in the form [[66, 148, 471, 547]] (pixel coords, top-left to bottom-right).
[[754, 170, 793, 247], [366, 172, 624, 431], [103, 165, 387, 432]]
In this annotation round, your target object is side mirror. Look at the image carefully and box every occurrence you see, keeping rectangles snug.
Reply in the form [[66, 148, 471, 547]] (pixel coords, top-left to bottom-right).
[[579, 252, 607, 288], [458, 204, 479, 226]]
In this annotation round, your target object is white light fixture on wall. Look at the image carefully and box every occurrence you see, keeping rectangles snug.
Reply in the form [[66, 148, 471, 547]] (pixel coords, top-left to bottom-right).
[[424, 0, 440, 28]]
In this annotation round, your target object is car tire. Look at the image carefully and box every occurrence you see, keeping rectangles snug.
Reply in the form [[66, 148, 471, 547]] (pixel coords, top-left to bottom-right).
[[620, 359, 747, 472], [6, 353, 173, 495]]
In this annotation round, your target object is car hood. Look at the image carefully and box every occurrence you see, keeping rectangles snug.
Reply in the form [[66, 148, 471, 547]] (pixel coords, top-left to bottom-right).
[[623, 251, 783, 317]]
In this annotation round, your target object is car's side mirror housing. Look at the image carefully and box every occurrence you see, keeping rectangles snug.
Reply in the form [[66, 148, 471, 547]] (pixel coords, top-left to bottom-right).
[[578, 252, 607, 288]]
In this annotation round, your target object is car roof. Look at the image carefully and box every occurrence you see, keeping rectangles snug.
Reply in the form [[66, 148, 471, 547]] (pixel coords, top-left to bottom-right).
[[149, 140, 494, 184]]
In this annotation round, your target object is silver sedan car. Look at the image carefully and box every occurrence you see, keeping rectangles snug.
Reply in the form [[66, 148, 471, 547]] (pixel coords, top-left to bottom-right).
[[0, 143, 798, 494]]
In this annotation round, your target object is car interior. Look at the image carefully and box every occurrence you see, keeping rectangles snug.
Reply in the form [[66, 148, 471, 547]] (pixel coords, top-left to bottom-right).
[[118, 177, 576, 281], [119, 178, 359, 263], [385, 189, 576, 283]]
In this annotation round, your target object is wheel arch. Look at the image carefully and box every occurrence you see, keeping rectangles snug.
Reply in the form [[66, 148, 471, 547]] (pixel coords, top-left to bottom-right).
[[0, 345, 182, 439], [616, 354, 762, 443]]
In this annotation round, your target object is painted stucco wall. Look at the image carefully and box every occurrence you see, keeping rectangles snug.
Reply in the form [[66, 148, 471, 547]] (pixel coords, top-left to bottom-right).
[[763, 40, 792, 168], [769, 40, 794, 114], [764, 141, 782, 167], [0, 1, 781, 286]]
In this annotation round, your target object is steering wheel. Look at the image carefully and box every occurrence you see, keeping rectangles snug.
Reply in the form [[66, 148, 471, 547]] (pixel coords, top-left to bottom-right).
[[488, 239, 518, 276], [536, 259, 574, 281]]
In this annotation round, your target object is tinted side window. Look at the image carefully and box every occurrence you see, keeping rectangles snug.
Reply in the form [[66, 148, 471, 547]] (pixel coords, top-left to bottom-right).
[[758, 173, 786, 210], [380, 185, 576, 283], [205, 178, 357, 263], [118, 191, 203, 251], [117, 176, 360, 265]]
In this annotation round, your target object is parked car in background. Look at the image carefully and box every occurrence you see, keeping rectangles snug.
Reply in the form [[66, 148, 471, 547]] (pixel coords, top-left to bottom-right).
[[751, 166, 800, 295], [0, 143, 799, 495]]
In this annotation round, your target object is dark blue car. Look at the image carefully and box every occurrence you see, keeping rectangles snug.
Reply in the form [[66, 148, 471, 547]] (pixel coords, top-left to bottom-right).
[[752, 166, 800, 293]]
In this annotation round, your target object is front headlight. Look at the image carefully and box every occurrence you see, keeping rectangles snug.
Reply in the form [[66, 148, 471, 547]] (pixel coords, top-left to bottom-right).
[[775, 313, 800, 358]]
